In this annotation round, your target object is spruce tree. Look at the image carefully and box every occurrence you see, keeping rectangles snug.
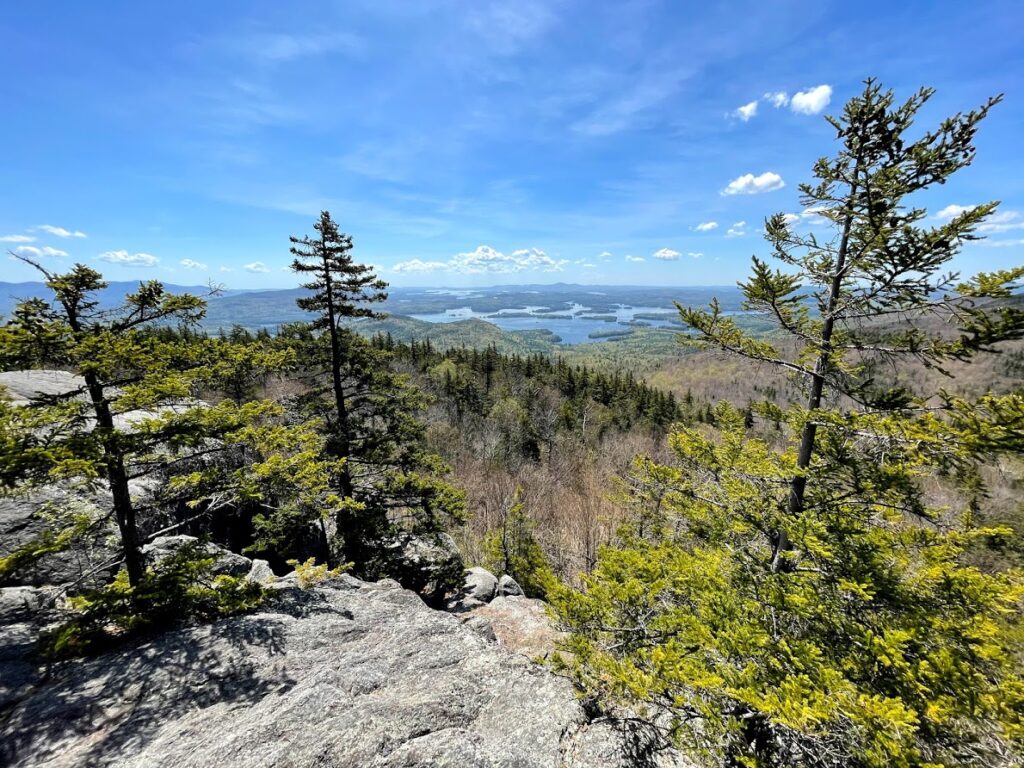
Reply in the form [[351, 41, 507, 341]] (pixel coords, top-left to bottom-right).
[[285, 213, 465, 579], [290, 210, 387, 498], [552, 81, 1024, 767], [0, 258, 280, 588]]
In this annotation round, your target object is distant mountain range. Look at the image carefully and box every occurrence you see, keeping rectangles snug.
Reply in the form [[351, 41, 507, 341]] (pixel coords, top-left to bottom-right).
[[0, 281, 744, 327]]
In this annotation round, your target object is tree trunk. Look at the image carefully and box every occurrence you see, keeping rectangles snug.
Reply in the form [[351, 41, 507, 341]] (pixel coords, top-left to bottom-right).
[[83, 372, 144, 586], [774, 169, 860, 571], [322, 249, 355, 500]]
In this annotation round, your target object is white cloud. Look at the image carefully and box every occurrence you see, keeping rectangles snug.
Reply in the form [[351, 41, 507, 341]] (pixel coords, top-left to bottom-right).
[[977, 238, 1024, 248], [687, 252, 704, 259], [935, 204, 977, 220], [16, 245, 68, 258], [722, 171, 784, 196], [734, 100, 758, 122], [392, 259, 450, 273], [653, 248, 681, 261], [764, 91, 789, 108], [0, 234, 35, 243], [790, 85, 832, 115], [581, 262, 596, 268], [99, 250, 158, 267], [935, 205, 1024, 234], [625, 255, 645, 262], [979, 211, 1024, 234], [393, 245, 568, 275], [599, 251, 613, 259], [219, 266, 234, 272], [244, 261, 270, 273], [694, 221, 718, 232], [36, 224, 87, 239], [782, 213, 801, 226], [726, 221, 748, 238], [180, 258, 207, 270]]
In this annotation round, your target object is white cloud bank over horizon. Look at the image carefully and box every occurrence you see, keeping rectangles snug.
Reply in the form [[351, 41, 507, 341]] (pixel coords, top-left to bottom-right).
[[393, 245, 568, 274], [99, 250, 158, 267]]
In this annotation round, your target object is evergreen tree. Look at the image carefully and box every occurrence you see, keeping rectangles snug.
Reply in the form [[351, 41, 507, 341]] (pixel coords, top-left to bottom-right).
[[553, 81, 1024, 767], [284, 213, 465, 578], [0, 258, 280, 588], [290, 210, 387, 498]]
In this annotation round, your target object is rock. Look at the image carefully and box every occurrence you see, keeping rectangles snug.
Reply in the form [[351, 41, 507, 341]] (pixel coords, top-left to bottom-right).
[[497, 574, 524, 597], [0, 586, 49, 624], [0, 370, 87, 406], [245, 559, 276, 585], [464, 567, 498, 602], [142, 535, 252, 578], [463, 615, 498, 643], [0, 487, 120, 588], [1, 577, 693, 767], [467, 596, 564, 660], [388, 532, 464, 604]]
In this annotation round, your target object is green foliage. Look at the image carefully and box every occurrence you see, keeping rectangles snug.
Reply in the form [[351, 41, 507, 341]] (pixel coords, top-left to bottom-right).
[[277, 214, 466, 582], [0, 258, 290, 595], [553, 80, 1024, 767], [484, 490, 557, 599], [41, 542, 263, 658], [0, 511, 92, 584], [286, 556, 351, 588]]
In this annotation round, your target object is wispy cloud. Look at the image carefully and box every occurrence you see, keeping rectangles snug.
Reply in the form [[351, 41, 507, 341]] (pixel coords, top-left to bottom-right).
[[244, 261, 270, 273], [99, 250, 157, 266], [936, 205, 1024, 234], [687, 251, 704, 258], [764, 91, 789, 108], [467, 1, 556, 56], [625, 254, 644, 262], [36, 224, 86, 238], [180, 258, 207, 270], [694, 221, 718, 232], [722, 171, 784, 195], [16, 245, 68, 258], [653, 247, 681, 261], [393, 245, 567, 274], [976, 238, 1024, 248], [725, 221, 747, 237], [0, 234, 35, 243], [572, 66, 692, 136]]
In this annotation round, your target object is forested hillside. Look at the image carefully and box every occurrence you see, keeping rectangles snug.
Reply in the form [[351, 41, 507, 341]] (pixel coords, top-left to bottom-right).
[[2, 81, 1024, 768]]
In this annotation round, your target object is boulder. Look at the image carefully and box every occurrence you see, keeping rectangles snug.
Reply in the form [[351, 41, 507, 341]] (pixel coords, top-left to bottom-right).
[[1, 577, 694, 767], [388, 532, 464, 604], [467, 596, 564, 660], [464, 567, 498, 602], [245, 559, 276, 585], [142, 535, 252, 578], [497, 574, 524, 597]]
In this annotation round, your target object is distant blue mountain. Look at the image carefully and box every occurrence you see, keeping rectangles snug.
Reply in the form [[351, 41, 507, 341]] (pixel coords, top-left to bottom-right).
[[0, 281, 744, 331]]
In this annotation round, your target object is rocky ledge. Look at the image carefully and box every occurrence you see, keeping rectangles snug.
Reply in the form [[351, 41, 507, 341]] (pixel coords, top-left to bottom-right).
[[1, 572, 687, 768]]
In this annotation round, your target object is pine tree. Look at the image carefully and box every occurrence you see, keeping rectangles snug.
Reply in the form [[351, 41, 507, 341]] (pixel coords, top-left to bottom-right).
[[0, 258, 280, 587], [290, 210, 387, 498], [552, 81, 1024, 767], [284, 213, 465, 578]]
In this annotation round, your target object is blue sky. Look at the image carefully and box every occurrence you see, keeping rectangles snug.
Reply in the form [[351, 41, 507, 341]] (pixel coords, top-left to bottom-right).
[[2, 1, 1023, 289]]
